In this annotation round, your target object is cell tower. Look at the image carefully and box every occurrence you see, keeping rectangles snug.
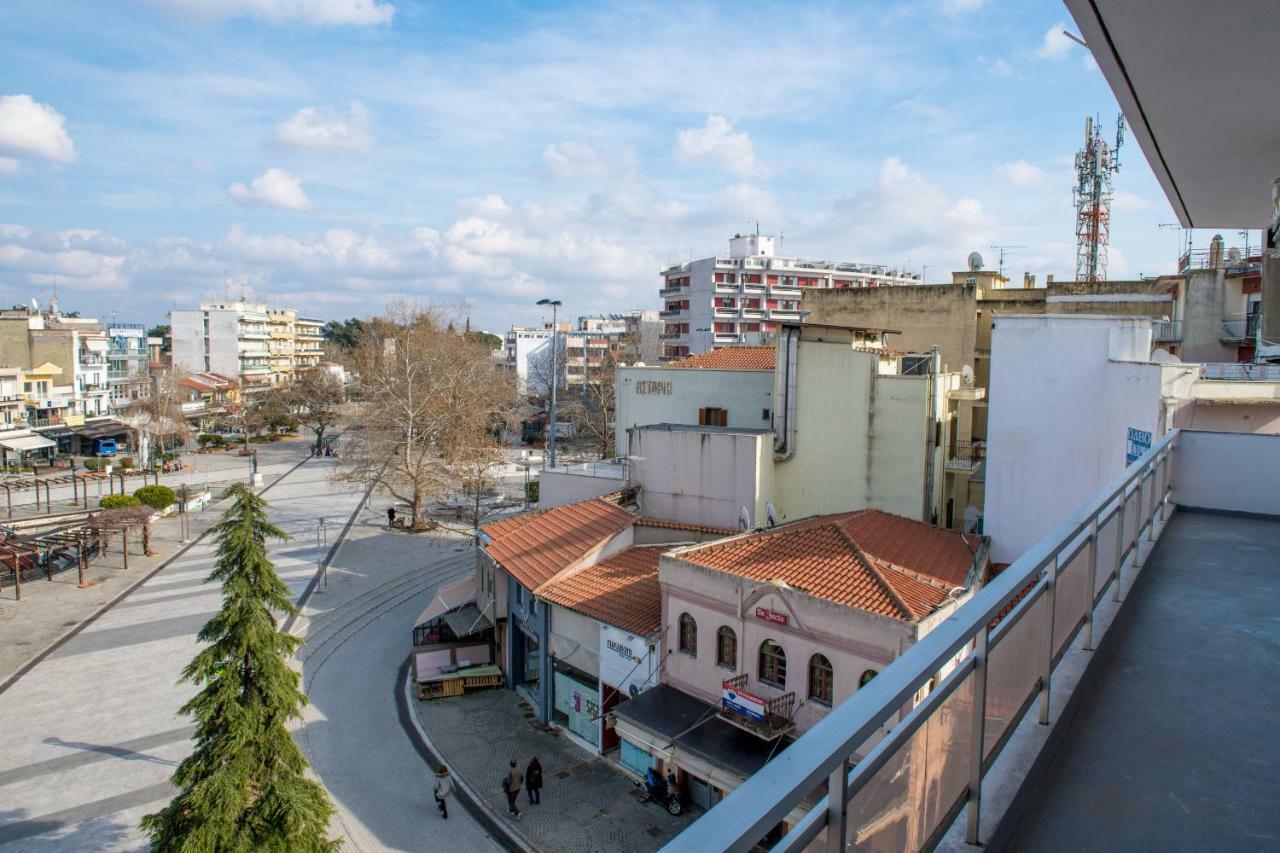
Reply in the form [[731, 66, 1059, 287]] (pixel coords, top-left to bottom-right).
[[1073, 113, 1124, 282]]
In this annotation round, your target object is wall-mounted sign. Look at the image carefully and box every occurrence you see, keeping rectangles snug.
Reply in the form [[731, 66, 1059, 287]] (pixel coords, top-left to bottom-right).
[[108, 328, 143, 338], [754, 606, 788, 626], [722, 682, 766, 723], [635, 380, 672, 395], [1125, 427, 1152, 465], [600, 626, 653, 699]]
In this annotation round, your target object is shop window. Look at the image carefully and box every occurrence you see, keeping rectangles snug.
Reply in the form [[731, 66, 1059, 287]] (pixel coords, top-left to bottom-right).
[[759, 640, 786, 688], [716, 626, 737, 669], [678, 613, 698, 656], [621, 739, 653, 776], [808, 654, 833, 706], [859, 669, 879, 688]]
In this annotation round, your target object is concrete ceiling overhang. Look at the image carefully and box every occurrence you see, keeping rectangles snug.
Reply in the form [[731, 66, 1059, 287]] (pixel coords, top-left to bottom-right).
[[1064, 0, 1280, 229]]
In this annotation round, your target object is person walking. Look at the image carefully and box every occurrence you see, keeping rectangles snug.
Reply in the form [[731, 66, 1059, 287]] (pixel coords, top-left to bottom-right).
[[387, 506, 396, 528], [525, 756, 543, 805], [433, 766, 453, 819], [503, 759, 523, 819]]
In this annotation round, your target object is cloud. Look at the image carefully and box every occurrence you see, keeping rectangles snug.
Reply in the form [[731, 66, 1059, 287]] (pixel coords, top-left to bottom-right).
[[941, 0, 988, 13], [675, 115, 766, 176], [273, 102, 373, 150], [0, 157, 18, 174], [0, 225, 127, 290], [0, 95, 77, 167], [228, 168, 310, 210], [1112, 192, 1150, 212], [998, 160, 1049, 187], [988, 58, 1013, 77], [155, 0, 394, 26], [1034, 23, 1073, 60]]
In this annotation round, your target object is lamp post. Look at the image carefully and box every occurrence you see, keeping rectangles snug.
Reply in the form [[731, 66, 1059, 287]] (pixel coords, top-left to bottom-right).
[[536, 298, 562, 469], [316, 516, 328, 592]]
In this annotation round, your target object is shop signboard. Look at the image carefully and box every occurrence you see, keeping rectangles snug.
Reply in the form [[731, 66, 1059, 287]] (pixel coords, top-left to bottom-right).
[[754, 606, 787, 625], [600, 626, 653, 699], [721, 682, 766, 723], [1126, 427, 1152, 465]]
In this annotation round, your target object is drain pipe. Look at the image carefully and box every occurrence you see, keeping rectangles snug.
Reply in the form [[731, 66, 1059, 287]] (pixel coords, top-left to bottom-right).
[[774, 326, 800, 461], [923, 344, 940, 524]]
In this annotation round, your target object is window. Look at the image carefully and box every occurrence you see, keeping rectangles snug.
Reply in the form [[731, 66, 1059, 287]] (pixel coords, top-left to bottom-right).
[[762, 408, 771, 421], [759, 640, 786, 688], [698, 407, 728, 427], [808, 654, 833, 705], [716, 626, 737, 669], [859, 669, 879, 688], [678, 613, 697, 656], [515, 585, 523, 606]]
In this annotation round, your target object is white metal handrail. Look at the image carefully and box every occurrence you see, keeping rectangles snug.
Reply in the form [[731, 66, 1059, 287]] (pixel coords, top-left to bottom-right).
[[664, 429, 1179, 853]]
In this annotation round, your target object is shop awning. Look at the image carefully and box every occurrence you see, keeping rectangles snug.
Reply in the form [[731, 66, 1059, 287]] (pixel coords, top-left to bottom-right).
[[412, 576, 477, 629], [442, 603, 493, 639], [73, 420, 133, 439], [35, 426, 74, 438], [0, 434, 56, 452]]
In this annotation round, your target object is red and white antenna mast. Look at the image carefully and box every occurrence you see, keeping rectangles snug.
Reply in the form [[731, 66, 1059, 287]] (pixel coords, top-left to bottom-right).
[[1074, 113, 1124, 282]]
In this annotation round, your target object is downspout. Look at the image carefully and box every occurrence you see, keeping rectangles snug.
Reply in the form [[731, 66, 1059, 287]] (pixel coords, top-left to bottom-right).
[[923, 345, 940, 524], [774, 326, 800, 461]]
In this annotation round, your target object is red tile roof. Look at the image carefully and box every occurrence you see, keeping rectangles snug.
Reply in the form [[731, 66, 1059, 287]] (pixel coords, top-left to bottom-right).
[[673, 509, 979, 622], [635, 518, 738, 536], [537, 545, 664, 635], [666, 346, 775, 370], [481, 498, 636, 590]]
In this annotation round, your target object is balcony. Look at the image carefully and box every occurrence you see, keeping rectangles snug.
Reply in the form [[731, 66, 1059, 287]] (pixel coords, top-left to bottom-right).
[[768, 285, 803, 300], [659, 284, 688, 298], [1220, 314, 1259, 342], [667, 429, 1280, 852], [1152, 318, 1181, 342], [717, 674, 797, 740], [945, 440, 986, 471]]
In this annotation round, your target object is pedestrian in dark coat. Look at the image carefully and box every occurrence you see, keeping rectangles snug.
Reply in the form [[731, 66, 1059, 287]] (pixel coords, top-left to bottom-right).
[[526, 756, 543, 804], [387, 506, 396, 528], [504, 759, 523, 818], [433, 766, 453, 819]]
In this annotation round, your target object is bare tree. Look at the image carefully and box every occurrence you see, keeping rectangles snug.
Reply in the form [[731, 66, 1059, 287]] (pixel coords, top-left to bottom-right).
[[336, 303, 518, 529], [284, 368, 345, 454], [123, 367, 194, 467]]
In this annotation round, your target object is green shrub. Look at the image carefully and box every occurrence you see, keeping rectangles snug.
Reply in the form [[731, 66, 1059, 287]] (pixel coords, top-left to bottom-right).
[[198, 433, 225, 449], [100, 494, 141, 509], [117, 455, 136, 470], [525, 481, 540, 504], [134, 485, 176, 511], [83, 458, 101, 472], [161, 451, 181, 463]]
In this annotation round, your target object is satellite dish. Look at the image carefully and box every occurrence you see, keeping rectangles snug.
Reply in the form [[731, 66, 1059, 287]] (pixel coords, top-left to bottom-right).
[[967, 251, 984, 272], [961, 365, 975, 386], [738, 506, 751, 532], [1226, 247, 1242, 264], [30, 297, 39, 311], [765, 502, 779, 528]]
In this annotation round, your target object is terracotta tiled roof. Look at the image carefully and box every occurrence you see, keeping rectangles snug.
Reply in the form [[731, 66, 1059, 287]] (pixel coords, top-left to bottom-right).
[[667, 346, 775, 370], [538, 545, 664, 635], [635, 518, 737, 536], [481, 498, 636, 590], [673, 510, 979, 622]]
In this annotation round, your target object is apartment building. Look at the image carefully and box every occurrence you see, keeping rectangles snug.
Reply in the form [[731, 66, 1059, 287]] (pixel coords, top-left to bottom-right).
[[169, 302, 325, 393], [658, 233, 920, 360], [0, 305, 113, 424], [505, 310, 658, 394], [106, 324, 151, 410], [1175, 235, 1264, 362]]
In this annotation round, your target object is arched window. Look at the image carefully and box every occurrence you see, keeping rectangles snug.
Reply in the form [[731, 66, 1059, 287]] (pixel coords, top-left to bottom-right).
[[808, 654, 834, 706], [859, 669, 879, 688], [758, 640, 787, 688], [678, 613, 697, 656], [716, 626, 737, 669]]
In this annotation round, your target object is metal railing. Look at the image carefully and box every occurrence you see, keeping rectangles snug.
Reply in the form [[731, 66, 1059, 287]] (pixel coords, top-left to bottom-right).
[[667, 429, 1178, 853], [1220, 314, 1259, 341], [1152, 319, 1182, 342], [1200, 362, 1280, 381], [946, 441, 986, 470]]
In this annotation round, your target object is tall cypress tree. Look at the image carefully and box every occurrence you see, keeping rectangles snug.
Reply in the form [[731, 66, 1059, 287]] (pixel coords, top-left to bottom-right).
[[142, 484, 339, 852]]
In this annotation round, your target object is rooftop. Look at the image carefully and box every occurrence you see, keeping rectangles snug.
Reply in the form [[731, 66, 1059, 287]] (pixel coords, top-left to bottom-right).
[[537, 544, 665, 636], [481, 496, 635, 590], [671, 509, 980, 621], [666, 346, 776, 371]]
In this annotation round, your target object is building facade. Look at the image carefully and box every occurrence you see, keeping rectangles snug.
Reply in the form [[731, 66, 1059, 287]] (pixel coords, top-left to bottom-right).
[[106, 324, 151, 410], [659, 234, 920, 360], [169, 302, 324, 393]]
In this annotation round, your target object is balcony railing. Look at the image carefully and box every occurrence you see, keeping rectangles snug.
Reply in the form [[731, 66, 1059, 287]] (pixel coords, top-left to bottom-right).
[[946, 441, 986, 471], [659, 284, 687, 298], [668, 429, 1180, 853], [1152, 319, 1181, 342], [1220, 314, 1259, 341], [1200, 362, 1280, 381], [717, 674, 797, 740]]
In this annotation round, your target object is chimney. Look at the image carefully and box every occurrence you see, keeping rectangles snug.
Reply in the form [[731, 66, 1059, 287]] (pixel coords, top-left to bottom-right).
[[1209, 234, 1225, 268], [1023, 272, 1036, 289], [1046, 274, 1055, 285]]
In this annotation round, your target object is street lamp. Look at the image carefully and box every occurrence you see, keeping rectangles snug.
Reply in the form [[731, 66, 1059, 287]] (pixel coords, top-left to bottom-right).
[[316, 517, 329, 592], [536, 298, 562, 469]]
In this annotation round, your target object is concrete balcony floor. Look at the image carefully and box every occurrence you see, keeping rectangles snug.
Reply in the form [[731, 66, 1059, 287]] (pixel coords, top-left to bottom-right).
[[1008, 511, 1280, 852]]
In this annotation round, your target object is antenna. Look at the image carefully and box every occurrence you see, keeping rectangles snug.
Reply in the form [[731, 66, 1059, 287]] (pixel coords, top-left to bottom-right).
[[1074, 112, 1124, 282], [989, 244, 1027, 278]]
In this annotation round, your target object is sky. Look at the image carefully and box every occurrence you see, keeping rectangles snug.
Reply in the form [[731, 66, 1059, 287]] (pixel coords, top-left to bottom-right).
[[0, 0, 1214, 332]]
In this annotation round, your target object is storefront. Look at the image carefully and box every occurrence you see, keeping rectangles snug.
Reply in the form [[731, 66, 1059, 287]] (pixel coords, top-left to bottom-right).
[[0, 433, 57, 468], [507, 576, 550, 717], [551, 660, 600, 748]]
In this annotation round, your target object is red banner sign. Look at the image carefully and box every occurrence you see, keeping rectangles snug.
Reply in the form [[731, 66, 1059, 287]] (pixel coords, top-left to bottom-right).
[[754, 606, 788, 625]]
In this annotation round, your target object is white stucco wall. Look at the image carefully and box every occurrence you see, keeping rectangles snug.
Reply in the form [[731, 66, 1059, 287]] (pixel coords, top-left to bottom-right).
[[538, 464, 627, 509], [1172, 430, 1280, 516], [631, 427, 770, 530], [868, 374, 930, 520], [549, 604, 602, 678], [615, 366, 774, 457], [985, 315, 1162, 563]]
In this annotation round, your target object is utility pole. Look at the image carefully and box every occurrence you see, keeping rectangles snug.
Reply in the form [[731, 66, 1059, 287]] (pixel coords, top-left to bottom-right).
[[536, 298, 562, 469]]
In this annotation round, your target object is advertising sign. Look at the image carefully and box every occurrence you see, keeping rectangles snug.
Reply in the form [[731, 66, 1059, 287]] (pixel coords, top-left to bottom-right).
[[600, 626, 653, 699], [108, 327, 144, 338], [1125, 427, 1152, 465], [721, 682, 766, 723], [754, 606, 788, 626]]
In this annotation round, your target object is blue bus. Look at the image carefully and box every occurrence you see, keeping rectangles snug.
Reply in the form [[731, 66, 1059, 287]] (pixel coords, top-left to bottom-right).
[[92, 437, 117, 456]]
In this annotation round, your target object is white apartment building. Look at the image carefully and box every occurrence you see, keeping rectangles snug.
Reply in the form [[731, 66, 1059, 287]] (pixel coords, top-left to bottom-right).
[[659, 234, 921, 360], [506, 310, 660, 394], [170, 302, 325, 393]]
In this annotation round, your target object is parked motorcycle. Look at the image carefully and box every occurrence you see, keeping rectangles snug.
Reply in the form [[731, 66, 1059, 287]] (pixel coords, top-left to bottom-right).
[[638, 769, 685, 816]]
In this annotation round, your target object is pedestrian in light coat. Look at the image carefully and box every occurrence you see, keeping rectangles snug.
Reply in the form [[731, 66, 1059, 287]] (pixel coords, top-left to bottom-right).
[[433, 766, 453, 819], [526, 756, 543, 804], [503, 759, 523, 818]]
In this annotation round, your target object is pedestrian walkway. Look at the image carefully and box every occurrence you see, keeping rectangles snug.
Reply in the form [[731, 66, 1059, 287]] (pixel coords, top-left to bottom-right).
[[412, 688, 692, 852], [0, 449, 362, 850]]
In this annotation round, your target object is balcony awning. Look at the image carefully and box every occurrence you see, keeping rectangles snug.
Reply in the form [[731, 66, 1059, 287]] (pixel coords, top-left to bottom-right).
[[1065, 0, 1280, 228], [0, 434, 56, 452]]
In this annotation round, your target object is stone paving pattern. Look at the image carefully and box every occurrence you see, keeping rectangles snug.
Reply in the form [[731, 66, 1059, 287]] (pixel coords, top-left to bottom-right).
[[414, 689, 693, 852]]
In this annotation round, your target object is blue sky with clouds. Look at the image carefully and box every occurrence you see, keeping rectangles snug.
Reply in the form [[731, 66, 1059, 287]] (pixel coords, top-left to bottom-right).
[[0, 0, 1201, 330]]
